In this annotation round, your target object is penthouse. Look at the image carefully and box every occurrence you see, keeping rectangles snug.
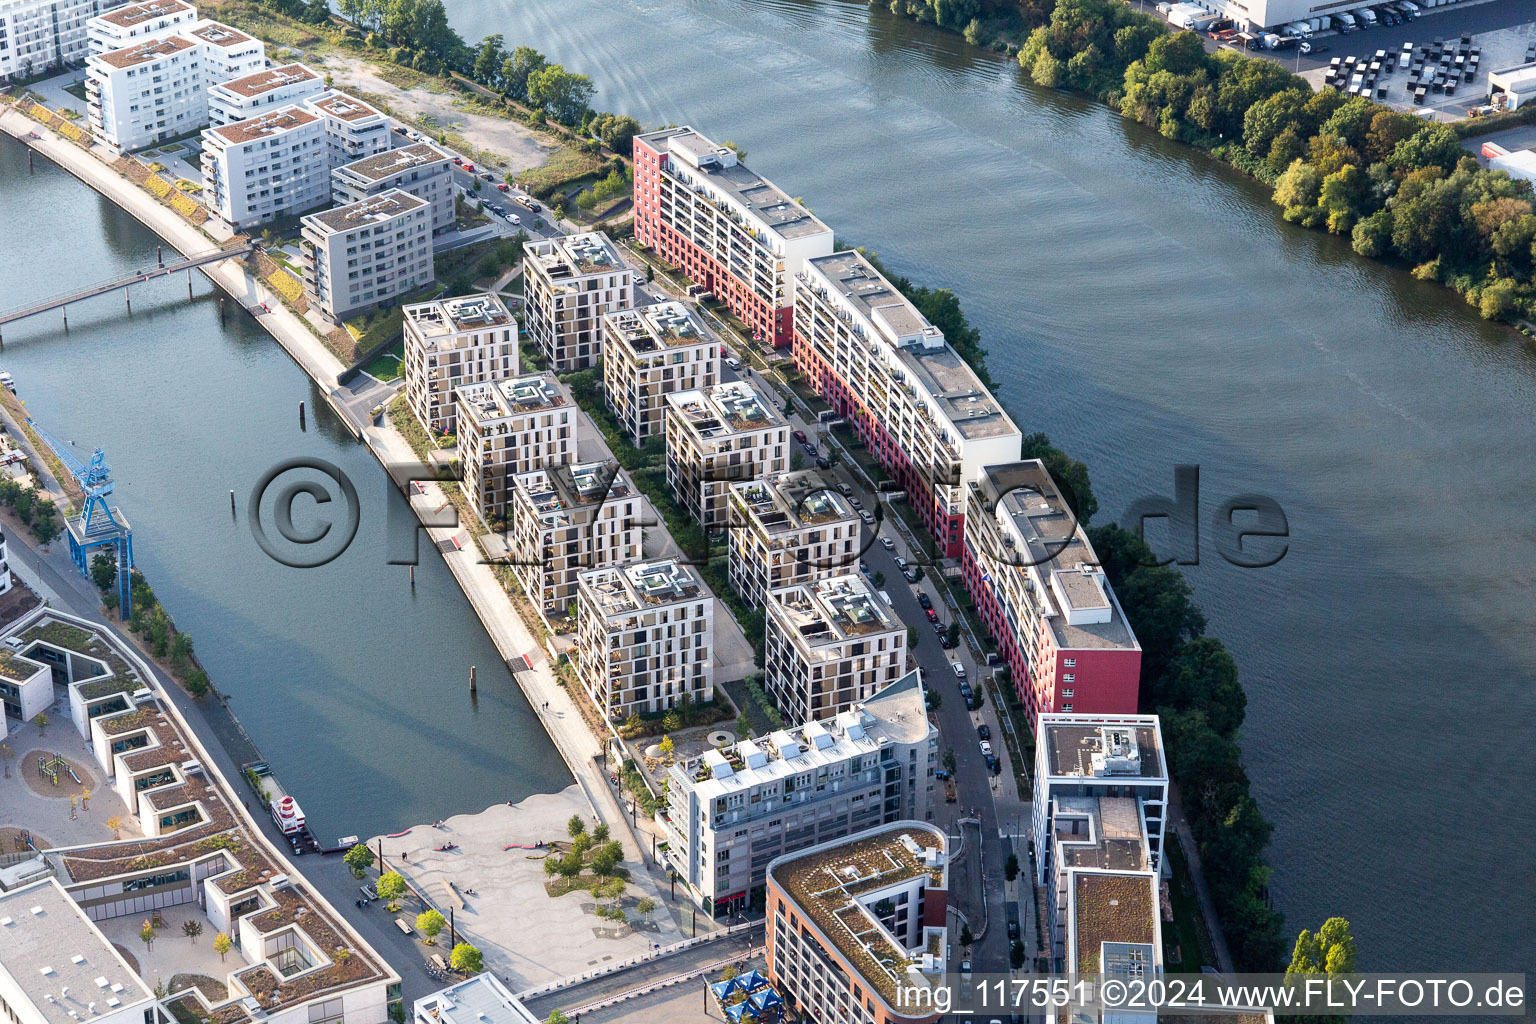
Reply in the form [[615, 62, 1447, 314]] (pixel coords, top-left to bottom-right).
[[402, 292, 517, 435], [304, 91, 390, 169], [1031, 714, 1168, 887], [87, 0, 194, 52], [766, 823, 948, 1024], [962, 460, 1141, 722], [0, 608, 398, 1024], [200, 106, 327, 228], [454, 373, 574, 524], [794, 251, 1021, 558], [301, 189, 433, 321], [727, 470, 859, 608], [765, 573, 907, 724], [521, 232, 635, 371], [663, 672, 935, 918], [601, 302, 720, 446], [633, 127, 833, 348], [664, 380, 788, 529], [508, 460, 640, 628], [576, 559, 715, 719], [332, 142, 454, 235], [207, 62, 322, 127]]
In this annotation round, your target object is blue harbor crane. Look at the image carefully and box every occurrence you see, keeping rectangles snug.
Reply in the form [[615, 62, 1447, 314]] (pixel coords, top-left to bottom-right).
[[27, 419, 135, 618]]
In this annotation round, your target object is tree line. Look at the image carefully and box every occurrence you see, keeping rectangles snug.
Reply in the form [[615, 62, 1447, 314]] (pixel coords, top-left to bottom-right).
[[888, 0, 1536, 323]]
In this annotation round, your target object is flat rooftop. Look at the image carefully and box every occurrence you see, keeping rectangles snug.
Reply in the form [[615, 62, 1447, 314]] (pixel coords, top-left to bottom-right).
[[415, 973, 537, 1024], [457, 373, 569, 425], [769, 824, 946, 1009], [731, 470, 853, 534], [606, 301, 714, 354], [404, 292, 513, 338], [514, 460, 631, 520], [638, 126, 829, 242], [667, 380, 783, 440], [306, 188, 426, 233], [210, 106, 317, 146], [0, 878, 156, 1024], [525, 231, 624, 278], [96, 33, 195, 68], [95, 0, 190, 29], [808, 252, 1016, 442], [769, 573, 898, 647], [214, 63, 318, 99], [185, 21, 251, 47], [306, 92, 382, 122], [337, 141, 451, 182], [580, 559, 706, 615], [1072, 871, 1156, 975], [1042, 717, 1164, 781], [1054, 795, 1149, 872]]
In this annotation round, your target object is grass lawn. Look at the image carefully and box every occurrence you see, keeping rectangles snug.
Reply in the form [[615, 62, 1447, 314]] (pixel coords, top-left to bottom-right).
[[1162, 838, 1216, 972], [516, 141, 605, 198], [361, 340, 404, 382], [64, 81, 88, 102]]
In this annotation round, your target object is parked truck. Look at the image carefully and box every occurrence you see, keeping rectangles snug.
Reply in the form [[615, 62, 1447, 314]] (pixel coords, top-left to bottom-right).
[[1332, 11, 1357, 31], [1357, 7, 1378, 26]]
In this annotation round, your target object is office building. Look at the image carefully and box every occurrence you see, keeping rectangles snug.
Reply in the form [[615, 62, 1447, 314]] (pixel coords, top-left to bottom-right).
[[303, 90, 389, 169], [664, 380, 788, 529], [508, 460, 641, 628], [576, 559, 714, 720], [206, 61, 321, 127], [401, 292, 517, 435], [663, 672, 935, 917], [765, 573, 907, 724], [521, 231, 634, 371], [794, 251, 1021, 558], [601, 301, 720, 446], [727, 470, 860, 609], [300, 188, 432, 321], [454, 372, 574, 525], [766, 823, 948, 1024], [632, 126, 833, 347], [332, 141, 454, 235], [962, 460, 1141, 721], [199, 105, 327, 228]]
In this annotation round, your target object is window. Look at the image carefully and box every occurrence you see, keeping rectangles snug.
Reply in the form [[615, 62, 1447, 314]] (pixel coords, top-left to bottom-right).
[[1062, 703, 1073, 712], [1063, 674, 1075, 683], [1063, 689, 1074, 699], [1064, 658, 1076, 668]]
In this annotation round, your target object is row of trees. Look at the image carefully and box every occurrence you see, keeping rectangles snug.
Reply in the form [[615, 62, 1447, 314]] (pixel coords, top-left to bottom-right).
[[0, 476, 61, 544], [88, 557, 211, 696]]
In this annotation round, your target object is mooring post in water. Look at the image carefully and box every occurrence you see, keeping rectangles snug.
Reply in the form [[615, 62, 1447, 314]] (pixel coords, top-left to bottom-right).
[[125, 283, 131, 315], [188, 268, 193, 300], [469, 666, 477, 694], [219, 296, 226, 325], [299, 401, 306, 430], [158, 245, 163, 266], [409, 564, 415, 587], [28, 149, 34, 172], [62, 304, 68, 331], [230, 490, 236, 516]]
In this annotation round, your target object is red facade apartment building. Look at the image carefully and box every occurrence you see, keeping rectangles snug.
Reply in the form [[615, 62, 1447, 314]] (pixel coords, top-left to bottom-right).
[[632, 127, 832, 348]]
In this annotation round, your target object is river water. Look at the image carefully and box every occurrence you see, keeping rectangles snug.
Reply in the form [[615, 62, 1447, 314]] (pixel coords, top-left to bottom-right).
[[441, 0, 1536, 967], [3, 0, 1534, 968], [0, 136, 570, 839]]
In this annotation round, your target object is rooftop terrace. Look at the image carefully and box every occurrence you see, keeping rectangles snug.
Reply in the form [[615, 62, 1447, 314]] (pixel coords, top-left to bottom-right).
[[731, 470, 853, 533], [457, 373, 568, 425], [404, 292, 513, 337], [582, 559, 705, 616], [214, 62, 317, 98], [306, 92, 382, 122], [606, 302, 713, 354], [1042, 719, 1164, 781], [305, 188, 425, 233], [516, 460, 631, 520], [96, 33, 194, 68], [96, 0, 191, 29], [185, 21, 251, 47], [210, 106, 316, 146], [525, 231, 624, 279], [668, 380, 783, 438], [770, 573, 898, 647], [337, 141, 450, 182]]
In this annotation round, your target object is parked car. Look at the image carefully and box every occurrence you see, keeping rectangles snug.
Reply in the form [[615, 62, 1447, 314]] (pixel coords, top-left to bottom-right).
[[895, 556, 908, 571], [977, 723, 991, 741], [452, 156, 463, 165], [726, 357, 742, 370], [815, 457, 831, 469], [916, 593, 932, 610], [848, 497, 863, 509], [837, 483, 853, 496], [792, 429, 808, 443], [507, 213, 521, 225], [940, 635, 958, 650], [926, 608, 940, 623], [979, 739, 993, 757], [932, 620, 946, 635], [497, 183, 510, 192], [481, 171, 494, 181], [903, 568, 920, 583], [464, 163, 477, 172], [881, 537, 896, 550], [802, 443, 817, 456], [1007, 920, 1020, 941], [858, 510, 875, 524], [952, 661, 967, 679], [859, 560, 871, 576]]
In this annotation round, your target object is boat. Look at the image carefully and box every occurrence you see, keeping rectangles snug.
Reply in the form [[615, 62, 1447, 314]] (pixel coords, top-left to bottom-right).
[[0, 371, 15, 394], [271, 794, 307, 835]]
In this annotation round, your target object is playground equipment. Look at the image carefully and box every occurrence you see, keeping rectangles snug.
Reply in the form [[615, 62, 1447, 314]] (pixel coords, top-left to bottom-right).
[[12, 829, 37, 850], [26, 418, 135, 617], [37, 751, 81, 786]]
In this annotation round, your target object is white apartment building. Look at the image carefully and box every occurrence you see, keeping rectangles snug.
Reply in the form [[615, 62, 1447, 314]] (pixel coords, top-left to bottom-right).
[[576, 559, 714, 720], [300, 188, 432, 321], [454, 372, 574, 525], [632, 126, 834, 349], [86, 0, 192, 54], [767, 824, 949, 1024], [1031, 714, 1168, 887], [199, 105, 327, 228], [304, 90, 389, 169], [664, 380, 788, 530], [601, 301, 720, 447], [794, 250, 1022, 558], [663, 672, 935, 917], [414, 975, 539, 1024], [401, 292, 517, 436], [0, 0, 101, 81], [85, 18, 261, 152], [727, 470, 860, 608], [521, 231, 634, 371], [509, 460, 641, 627], [765, 573, 907, 724], [206, 61, 321, 127], [332, 141, 454, 235]]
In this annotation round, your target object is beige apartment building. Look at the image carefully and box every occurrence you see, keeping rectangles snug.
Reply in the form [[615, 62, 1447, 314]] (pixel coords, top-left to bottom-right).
[[522, 232, 634, 371], [454, 373, 575, 526], [300, 188, 432, 321], [601, 302, 720, 447], [727, 470, 860, 608], [402, 292, 518, 435], [508, 460, 641, 628], [576, 559, 714, 720], [664, 380, 788, 530], [765, 573, 907, 724]]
